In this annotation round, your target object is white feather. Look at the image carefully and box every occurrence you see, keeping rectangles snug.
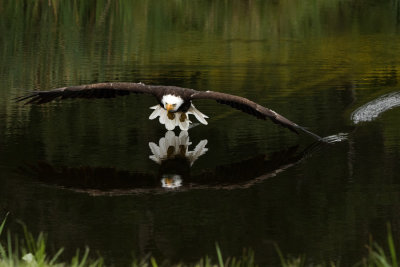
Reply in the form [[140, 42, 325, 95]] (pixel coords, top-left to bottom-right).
[[173, 113, 181, 131], [158, 109, 167, 124], [165, 115, 176, 130], [149, 155, 161, 164], [188, 104, 208, 125], [165, 131, 177, 147], [178, 131, 191, 146], [148, 142, 162, 164], [148, 142, 161, 157], [149, 105, 162, 120], [158, 137, 167, 156], [188, 140, 208, 166], [178, 118, 190, 131], [150, 105, 159, 110]]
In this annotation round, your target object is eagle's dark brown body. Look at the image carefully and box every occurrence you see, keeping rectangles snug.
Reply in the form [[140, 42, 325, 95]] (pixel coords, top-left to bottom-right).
[[16, 82, 321, 139]]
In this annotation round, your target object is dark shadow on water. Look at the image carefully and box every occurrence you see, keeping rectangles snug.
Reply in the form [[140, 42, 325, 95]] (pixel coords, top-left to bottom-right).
[[16, 132, 331, 195]]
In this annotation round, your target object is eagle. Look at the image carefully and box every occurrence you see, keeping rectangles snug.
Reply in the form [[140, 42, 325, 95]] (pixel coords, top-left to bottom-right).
[[16, 82, 321, 139]]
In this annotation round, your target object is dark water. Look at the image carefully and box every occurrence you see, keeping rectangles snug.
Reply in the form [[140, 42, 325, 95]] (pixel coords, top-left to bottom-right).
[[1, 0, 400, 265]]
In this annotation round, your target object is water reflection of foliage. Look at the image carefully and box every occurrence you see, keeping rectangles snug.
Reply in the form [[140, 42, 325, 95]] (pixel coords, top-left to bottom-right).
[[2, 0, 400, 96]]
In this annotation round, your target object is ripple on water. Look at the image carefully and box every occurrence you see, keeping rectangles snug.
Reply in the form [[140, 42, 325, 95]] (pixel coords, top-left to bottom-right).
[[351, 92, 400, 124], [320, 133, 349, 144]]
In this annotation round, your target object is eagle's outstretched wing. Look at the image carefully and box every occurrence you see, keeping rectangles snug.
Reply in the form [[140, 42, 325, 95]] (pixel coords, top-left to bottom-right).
[[16, 82, 321, 139], [190, 90, 321, 139], [15, 82, 156, 104]]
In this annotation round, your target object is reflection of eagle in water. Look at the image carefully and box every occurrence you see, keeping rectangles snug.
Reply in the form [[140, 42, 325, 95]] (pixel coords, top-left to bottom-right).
[[16, 82, 320, 139], [18, 143, 322, 195]]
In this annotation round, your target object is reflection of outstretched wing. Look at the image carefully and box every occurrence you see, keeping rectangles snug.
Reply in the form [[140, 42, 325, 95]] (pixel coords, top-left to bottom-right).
[[18, 162, 158, 194], [18, 141, 324, 195], [192, 141, 322, 189]]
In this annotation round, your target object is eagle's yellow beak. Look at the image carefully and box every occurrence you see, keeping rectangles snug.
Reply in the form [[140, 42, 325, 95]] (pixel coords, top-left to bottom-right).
[[166, 104, 174, 111]]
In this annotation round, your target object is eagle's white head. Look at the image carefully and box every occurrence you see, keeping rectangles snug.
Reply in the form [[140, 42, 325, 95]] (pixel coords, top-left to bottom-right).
[[161, 94, 184, 112]]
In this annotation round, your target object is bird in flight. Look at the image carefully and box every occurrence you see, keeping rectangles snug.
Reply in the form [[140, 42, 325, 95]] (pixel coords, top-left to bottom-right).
[[16, 82, 321, 139]]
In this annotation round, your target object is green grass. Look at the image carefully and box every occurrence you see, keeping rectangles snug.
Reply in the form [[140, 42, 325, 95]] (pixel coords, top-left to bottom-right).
[[0, 214, 257, 267], [0, 213, 102, 267], [0, 214, 400, 267], [356, 224, 399, 267]]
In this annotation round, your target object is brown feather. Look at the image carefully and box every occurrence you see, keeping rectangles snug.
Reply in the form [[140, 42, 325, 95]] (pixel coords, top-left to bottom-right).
[[191, 90, 321, 139], [16, 83, 156, 104]]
